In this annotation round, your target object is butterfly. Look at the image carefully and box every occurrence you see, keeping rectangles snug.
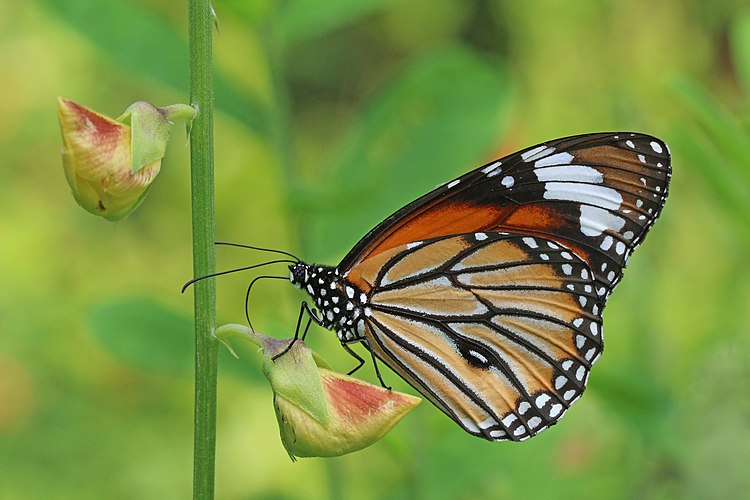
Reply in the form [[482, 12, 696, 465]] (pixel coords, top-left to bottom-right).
[[268, 132, 670, 442]]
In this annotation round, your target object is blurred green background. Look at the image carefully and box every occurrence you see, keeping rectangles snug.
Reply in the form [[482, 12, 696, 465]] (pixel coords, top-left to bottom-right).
[[2, 0, 749, 498]]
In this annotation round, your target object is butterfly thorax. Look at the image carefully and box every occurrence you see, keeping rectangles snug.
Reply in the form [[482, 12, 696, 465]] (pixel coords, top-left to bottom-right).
[[289, 262, 368, 342]]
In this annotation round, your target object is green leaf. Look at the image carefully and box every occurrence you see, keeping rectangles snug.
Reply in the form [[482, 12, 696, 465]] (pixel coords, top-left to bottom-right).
[[279, 0, 394, 45], [302, 45, 513, 258], [87, 298, 262, 382], [40, 0, 269, 136], [87, 298, 193, 373]]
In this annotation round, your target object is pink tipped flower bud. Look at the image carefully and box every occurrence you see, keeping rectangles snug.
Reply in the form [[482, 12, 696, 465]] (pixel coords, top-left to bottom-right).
[[57, 98, 193, 221], [215, 324, 421, 460]]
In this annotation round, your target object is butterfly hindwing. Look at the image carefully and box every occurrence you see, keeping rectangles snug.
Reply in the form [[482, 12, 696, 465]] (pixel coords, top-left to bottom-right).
[[352, 232, 604, 441]]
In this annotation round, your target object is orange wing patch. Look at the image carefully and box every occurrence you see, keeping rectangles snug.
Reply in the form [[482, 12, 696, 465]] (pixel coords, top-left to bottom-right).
[[353, 201, 510, 267]]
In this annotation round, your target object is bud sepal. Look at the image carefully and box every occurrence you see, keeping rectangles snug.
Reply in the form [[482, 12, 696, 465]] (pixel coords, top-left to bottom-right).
[[215, 324, 421, 460]]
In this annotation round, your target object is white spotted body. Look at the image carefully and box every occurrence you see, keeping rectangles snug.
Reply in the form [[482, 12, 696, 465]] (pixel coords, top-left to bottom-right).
[[290, 263, 367, 342]]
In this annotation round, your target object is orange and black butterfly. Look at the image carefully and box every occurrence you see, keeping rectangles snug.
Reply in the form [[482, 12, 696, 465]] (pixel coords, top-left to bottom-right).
[[266, 132, 670, 441]]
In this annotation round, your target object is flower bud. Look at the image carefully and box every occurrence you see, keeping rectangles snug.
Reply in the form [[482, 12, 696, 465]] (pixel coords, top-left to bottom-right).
[[215, 324, 421, 460], [57, 98, 194, 221]]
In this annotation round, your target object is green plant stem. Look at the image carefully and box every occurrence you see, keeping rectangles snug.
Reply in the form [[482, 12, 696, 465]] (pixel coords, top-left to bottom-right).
[[189, 0, 217, 498]]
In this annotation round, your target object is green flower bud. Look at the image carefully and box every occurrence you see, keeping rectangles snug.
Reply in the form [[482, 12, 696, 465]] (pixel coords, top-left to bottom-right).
[[57, 98, 194, 221], [215, 324, 421, 460]]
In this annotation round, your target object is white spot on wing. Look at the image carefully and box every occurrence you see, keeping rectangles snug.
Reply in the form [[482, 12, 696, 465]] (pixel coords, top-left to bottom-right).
[[535, 393, 551, 408], [549, 404, 563, 418], [447, 179, 460, 189], [579, 205, 626, 237], [543, 183, 623, 210], [502, 414, 517, 426], [501, 176, 514, 188], [650, 141, 663, 153], [521, 145, 553, 161], [489, 430, 506, 439], [468, 349, 488, 364], [534, 152, 574, 168], [481, 161, 502, 174], [523, 237, 538, 248], [535, 165, 603, 184]]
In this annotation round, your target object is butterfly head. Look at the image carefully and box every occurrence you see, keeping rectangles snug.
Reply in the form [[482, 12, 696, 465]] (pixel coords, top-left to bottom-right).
[[289, 262, 310, 289]]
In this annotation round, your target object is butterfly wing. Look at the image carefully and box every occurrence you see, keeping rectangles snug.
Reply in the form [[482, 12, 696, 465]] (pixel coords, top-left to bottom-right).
[[356, 232, 602, 441], [341, 132, 671, 302]]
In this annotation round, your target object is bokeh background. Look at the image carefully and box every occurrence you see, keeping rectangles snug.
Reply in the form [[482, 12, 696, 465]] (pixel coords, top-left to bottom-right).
[[2, 0, 749, 498]]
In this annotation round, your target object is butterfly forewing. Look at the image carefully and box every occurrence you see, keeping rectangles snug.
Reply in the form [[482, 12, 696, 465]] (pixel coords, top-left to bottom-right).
[[351, 232, 604, 441], [339, 132, 671, 302]]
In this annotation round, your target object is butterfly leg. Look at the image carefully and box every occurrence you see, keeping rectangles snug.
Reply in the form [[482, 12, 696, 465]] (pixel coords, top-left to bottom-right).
[[272, 301, 315, 361], [361, 338, 391, 391], [341, 343, 365, 376]]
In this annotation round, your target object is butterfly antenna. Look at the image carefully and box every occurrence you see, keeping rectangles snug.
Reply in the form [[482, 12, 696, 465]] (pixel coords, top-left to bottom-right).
[[214, 241, 301, 262], [181, 259, 296, 293], [244, 274, 288, 330]]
